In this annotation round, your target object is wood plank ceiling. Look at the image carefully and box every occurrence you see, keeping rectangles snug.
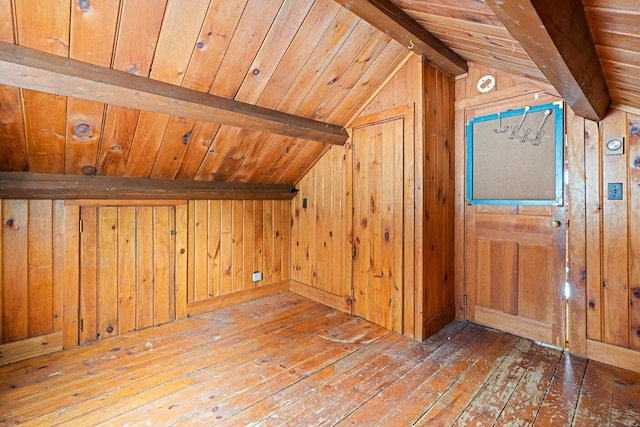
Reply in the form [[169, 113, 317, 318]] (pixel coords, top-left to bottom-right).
[[0, 0, 409, 188], [395, 0, 640, 114], [0, 0, 639, 194]]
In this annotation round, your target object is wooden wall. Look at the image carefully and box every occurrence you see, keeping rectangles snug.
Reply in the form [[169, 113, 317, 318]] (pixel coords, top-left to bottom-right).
[[0, 198, 290, 365], [0, 200, 65, 362], [186, 200, 290, 316], [290, 54, 456, 340], [568, 107, 640, 372]]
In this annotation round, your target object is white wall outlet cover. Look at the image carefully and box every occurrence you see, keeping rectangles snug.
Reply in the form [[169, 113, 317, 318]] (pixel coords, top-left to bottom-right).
[[252, 271, 262, 282], [477, 74, 496, 93]]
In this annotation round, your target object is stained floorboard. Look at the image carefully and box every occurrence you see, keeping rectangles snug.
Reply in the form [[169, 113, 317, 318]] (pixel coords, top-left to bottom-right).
[[0, 292, 638, 426]]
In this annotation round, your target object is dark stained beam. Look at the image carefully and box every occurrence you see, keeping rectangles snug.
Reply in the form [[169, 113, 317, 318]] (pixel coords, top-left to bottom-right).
[[486, 0, 611, 121], [0, 172, 297, 200], [0, 42, 348, 146], [335, 0, 467, 75]]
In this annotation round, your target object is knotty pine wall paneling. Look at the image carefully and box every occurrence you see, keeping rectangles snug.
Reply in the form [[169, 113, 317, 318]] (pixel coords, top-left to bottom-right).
[[290, 54, 455, 341], [0, 200, 65, 364], [573, 107, 640, 372], [0, 198, 290, 365], [185, 199, 290, 317]]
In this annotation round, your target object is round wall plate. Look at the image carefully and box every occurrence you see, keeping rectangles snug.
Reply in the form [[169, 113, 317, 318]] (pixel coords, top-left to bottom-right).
[[477, 74, 496, 93]]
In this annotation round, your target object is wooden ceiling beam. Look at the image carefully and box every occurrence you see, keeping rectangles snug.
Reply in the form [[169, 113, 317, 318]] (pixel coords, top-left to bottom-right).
[[335, 0, 467, 75], [486, 0, 611, 121], [0, 172, 297, 200], [0, 42, 348, 146]]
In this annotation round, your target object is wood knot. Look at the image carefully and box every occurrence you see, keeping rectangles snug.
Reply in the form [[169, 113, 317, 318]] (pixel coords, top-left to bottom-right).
[[73, 122, 93, 140], [81, 165, 96, 176], [588, 301, 595, 309], [106, 325, 114, 333], [630, 125, 640, 136], [77, 0, 90, 12], [252, 68, 260, 76], [5, 218, 13, 227], [633, 288, 640, 299], [110, 145, 121, 151], [197, 41, 204, 49]]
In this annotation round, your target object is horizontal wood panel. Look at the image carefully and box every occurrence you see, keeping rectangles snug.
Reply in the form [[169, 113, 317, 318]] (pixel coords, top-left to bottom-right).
[[0, 172, 296, 200], [0, 331, 62, 366]]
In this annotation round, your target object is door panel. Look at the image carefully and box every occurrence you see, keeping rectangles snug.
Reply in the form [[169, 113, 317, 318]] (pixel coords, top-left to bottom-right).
[[352, 118, 404, 330], [80, 206, 176, 344], [464, 96, 566, 348], [466, 196, 565, 347]]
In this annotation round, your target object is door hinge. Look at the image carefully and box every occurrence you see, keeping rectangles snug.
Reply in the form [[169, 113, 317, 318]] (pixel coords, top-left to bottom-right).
[[79, 318, 84, 332], [79, 219, 83, 233], [566, 220, 570, 228]]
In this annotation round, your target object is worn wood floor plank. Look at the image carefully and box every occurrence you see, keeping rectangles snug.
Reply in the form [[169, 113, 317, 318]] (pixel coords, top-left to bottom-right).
[[533, 351, 588, 426], [414, 334, 522, 426], [453, 338, 541, 425], [0, 293, 638, 426], [573, 361, 616, 426], [494, 346, 564, 426]]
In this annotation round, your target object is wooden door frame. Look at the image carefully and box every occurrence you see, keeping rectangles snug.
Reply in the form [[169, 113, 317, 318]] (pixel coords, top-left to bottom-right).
[[455, 92, 568, 347], [350, 104, 415, 336]]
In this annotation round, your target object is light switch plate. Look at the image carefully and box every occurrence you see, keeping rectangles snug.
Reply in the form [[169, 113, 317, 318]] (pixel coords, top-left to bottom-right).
[[608, 183, 623, 200]]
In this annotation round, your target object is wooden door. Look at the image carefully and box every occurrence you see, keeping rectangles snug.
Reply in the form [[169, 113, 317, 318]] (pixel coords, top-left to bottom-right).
[[465, 194, 566, 348], [79, 206, 176, 344], [352, 116, 404, 330]]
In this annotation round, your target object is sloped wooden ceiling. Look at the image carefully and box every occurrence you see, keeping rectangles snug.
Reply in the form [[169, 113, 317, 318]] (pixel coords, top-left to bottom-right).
[[583, 0, 640, 110], [0, 0, 410, 196], [1, 0, 639, 199]]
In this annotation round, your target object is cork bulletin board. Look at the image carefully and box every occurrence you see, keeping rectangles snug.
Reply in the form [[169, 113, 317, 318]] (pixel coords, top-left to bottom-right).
[[466, 102, 564, 205]]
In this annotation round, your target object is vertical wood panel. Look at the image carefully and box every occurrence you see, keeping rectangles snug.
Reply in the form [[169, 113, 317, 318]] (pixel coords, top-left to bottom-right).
[[601, 109, 629, 347], [154, 206, 172, 325], [274, 200, 284, 283], [63, 204, 80, 348], [98, 207, 118, 339], [52, 201, 65, 334], [585, 118, 602, 341], [27, 200, 53, 337], [175, 203, 188, 320], [353, 125, 371, 320], [253, 201, 263, 288], [370, 123, 383, 326], [136, 207, 154, 330], [118, 207, 137, 334], [79, 207, 98, 344], [380, 121, 394, 329], [193, 200, 209, 302], [243, 201, 254, 290], [232, 200, 244, 293], [567, 108, 588, 356], [208, 201, 221, 298], [629, 114, 640, 350], [3, 201, 28, 342], [220, 200, 233, 296], [263, 201, 274, 284]]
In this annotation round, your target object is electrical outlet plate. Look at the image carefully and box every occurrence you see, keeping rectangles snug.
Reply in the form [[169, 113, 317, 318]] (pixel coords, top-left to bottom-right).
[[252, 271, 262, 282], [608, 183, 623, 200]]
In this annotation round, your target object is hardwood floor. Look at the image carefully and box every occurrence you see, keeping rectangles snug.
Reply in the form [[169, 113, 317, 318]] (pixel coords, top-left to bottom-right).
[[0, 292, 639, 426]]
